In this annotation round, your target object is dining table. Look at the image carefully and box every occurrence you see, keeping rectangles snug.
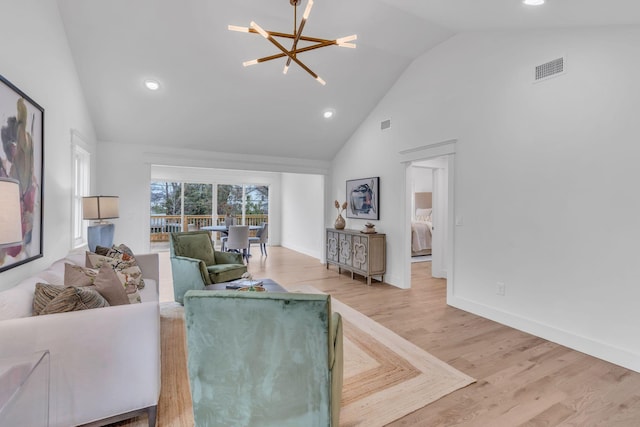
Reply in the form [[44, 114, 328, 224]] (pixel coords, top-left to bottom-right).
[[200, 225, 262, 233], [201, 224, 263, 256]]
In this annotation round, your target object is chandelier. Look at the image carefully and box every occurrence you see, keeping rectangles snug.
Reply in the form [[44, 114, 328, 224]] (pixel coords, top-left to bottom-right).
[[228, 0, 357, 85]]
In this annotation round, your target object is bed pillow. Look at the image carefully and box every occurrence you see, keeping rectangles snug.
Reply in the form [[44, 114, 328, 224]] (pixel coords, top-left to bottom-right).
[[416, 208, 432, 222]]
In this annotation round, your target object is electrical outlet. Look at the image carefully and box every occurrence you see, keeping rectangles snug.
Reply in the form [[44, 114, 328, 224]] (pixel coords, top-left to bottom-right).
[[496, 282, 506, 296]]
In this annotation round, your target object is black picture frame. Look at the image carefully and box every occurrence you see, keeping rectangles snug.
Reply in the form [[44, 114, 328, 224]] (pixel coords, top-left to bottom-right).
[[346, 177, 379, 220], [0, 74, 44, 273]]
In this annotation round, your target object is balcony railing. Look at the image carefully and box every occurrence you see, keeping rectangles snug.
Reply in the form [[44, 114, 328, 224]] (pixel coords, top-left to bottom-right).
[[150, 214, 268, 242]]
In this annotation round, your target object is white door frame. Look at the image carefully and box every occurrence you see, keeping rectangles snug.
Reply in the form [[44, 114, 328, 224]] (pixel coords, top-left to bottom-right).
[[399, 139, 457, 291]]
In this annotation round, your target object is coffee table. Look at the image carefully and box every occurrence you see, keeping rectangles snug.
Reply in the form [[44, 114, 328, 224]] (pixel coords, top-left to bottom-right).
[[205, 278, 288, 293]]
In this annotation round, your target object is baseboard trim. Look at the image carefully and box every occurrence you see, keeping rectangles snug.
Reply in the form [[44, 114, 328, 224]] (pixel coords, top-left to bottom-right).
[[280, 242, 321, 261], [447, 295, 640, 373]]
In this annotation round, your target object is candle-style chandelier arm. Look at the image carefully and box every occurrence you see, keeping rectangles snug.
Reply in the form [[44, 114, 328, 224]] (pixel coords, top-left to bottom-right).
[[228, 26, 335, 44], [283, 0, 314, 74], [250, 21, 325, 85], [250, 40, 336, 65]]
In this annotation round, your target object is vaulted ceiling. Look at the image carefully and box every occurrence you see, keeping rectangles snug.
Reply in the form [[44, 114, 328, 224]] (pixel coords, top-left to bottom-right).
[[56, 0, 640, 161]]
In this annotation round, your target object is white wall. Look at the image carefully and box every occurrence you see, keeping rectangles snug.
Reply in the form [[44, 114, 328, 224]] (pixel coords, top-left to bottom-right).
[[0, 0, 96, 290], [331, 26, 640, 372], [281, 173, 325, 259], [411, 166, 433, 193]]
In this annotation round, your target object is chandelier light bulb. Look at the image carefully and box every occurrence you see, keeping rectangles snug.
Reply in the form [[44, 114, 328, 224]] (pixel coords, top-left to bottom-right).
[[336, 35, 357, 44], [303, 0, 314, 20], [243, 59, 259, 67], [228, 25, 250, 32], [283, 64, 290, 74], [523, 0, 544, 5], [315, 76, 326, 86], [336, 35, 357, 48], [250, 21, 269, 39]]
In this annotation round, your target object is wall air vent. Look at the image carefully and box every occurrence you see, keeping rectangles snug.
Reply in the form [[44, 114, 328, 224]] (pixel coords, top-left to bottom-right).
[[534, 56, 565, 82], [381, 119, 391, 130]]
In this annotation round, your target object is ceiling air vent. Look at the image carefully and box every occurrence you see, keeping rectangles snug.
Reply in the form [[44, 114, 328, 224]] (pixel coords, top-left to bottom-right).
[[534, 56, 565, 82]]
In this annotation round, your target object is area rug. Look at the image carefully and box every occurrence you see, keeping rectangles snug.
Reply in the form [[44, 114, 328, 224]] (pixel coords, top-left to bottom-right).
[[296, 286, 475, 427], [112, 294, 474, 427]]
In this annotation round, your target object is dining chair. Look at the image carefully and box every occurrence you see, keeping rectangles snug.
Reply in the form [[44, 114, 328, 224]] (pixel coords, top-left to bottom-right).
[[225, 225, 250, 262], [248, 222, 268, 256]]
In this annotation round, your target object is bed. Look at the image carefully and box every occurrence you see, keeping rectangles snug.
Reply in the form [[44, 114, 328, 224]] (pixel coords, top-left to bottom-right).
[[411, 192, 432, 256]]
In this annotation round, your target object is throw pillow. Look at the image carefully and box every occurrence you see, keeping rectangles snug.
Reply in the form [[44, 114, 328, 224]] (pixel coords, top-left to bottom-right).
[[94, 245, 111, 256], [115, 243, 135, 257], [93, 264, 138, 305], [64, 263, 98, 287], [39, 286, 110, 315], [86, 250, 145, 291], [33, 283, 66, 315]]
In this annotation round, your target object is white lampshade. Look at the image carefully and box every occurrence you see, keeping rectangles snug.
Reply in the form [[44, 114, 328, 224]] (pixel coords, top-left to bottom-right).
[[82, 196, 119, 220], [0, 178, 23, 247]]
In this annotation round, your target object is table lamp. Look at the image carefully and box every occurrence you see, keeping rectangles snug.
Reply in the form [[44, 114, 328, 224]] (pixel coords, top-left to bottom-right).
[[0, 178, 23, 248], [83, 196, 119, 252]]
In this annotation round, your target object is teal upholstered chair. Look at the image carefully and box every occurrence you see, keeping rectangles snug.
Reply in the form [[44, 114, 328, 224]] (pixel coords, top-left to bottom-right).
[[169, 231, 247, 303], [184, 290, 343, 427]]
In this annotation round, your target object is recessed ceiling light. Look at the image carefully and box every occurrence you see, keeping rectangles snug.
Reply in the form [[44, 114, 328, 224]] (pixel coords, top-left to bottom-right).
[[144, 79, 160, 90], [523, 0, 544, 5], [323, 109, 335, 119]]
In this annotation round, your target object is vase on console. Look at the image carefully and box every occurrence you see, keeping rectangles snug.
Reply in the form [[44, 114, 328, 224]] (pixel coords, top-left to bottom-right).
[[334, 200, 347, 230]]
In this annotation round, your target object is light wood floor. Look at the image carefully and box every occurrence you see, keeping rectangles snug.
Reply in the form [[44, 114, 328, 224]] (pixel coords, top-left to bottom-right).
[[157, 247, 640, 426]]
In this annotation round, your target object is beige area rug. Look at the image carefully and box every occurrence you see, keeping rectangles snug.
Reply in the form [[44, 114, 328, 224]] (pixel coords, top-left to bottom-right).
[[113, 292, 474, 427], [297, 286, 475, 427]]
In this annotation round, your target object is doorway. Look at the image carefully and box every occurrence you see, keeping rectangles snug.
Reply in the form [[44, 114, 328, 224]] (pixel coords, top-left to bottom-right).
[[409, 157, 449, 285], [399, 139, 456, 290]]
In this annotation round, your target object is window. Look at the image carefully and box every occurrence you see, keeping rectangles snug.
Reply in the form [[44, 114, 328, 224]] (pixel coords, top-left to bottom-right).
[[71, 144, 90, 248], [217, 184, 269, 226], [149, 181, 268, 244]]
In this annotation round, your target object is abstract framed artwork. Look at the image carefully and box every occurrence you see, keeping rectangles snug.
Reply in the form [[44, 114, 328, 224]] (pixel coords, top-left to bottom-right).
[[346, 177, 379, 220], [0, 74, 44, 272]]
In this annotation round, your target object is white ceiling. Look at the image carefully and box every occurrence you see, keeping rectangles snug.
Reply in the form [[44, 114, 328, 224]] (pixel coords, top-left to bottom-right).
[[56, 0, 640, 161]]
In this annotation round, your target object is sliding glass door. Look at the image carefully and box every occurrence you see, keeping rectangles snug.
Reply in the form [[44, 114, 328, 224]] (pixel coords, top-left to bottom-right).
[[150, 181, 268, 242]]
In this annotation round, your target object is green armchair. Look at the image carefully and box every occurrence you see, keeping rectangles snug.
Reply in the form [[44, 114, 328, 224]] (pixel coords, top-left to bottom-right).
[[184, 290, 343, 427], [169, 231, 247, 303]]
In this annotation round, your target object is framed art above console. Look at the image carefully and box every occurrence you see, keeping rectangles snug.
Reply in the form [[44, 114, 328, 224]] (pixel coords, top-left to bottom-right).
[[0, 74, 44, 272], [346, 176, 379, 220]]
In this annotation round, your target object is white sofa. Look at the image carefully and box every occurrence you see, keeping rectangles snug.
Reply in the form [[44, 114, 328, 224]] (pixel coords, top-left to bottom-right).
[[0, 249, 161, 427]]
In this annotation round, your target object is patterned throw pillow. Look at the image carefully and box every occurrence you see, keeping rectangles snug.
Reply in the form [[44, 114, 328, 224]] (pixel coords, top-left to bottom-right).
[[33, 283, 65, 315], [85, 255, 142, 304], [33, 283, 110, 315], [93, 264, 134, 305], [39, 286, 110, 315], [86, 245, 145, 289], [94, 245, 111, 256]]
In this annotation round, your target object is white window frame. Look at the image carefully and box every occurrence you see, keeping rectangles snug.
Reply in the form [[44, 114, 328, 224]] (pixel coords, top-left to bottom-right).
[[71, 132, 91, 248]]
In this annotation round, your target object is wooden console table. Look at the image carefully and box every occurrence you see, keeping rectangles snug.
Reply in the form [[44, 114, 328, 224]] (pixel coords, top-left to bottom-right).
[[326, 228, 386, 285]]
